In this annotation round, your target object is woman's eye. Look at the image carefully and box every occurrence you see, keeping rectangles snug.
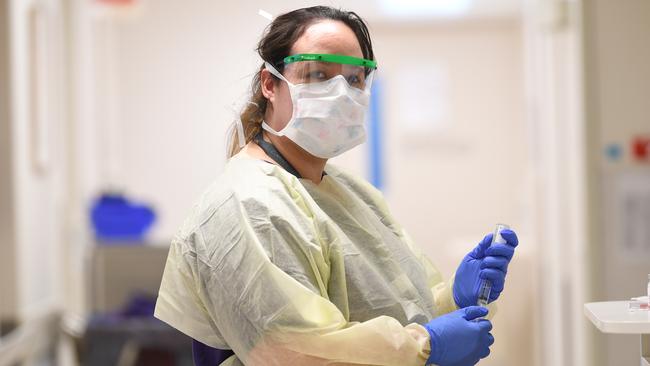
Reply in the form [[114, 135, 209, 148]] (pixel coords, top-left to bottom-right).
[[307, 71, 327, 81], [347, 75, 364, 87]]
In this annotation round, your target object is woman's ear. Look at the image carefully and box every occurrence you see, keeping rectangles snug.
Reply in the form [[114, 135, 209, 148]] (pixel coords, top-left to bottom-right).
[[260, 69, 276, 103]]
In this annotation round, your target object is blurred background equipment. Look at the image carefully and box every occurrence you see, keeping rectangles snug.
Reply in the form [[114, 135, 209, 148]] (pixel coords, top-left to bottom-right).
[[90, 193, 156, 242]]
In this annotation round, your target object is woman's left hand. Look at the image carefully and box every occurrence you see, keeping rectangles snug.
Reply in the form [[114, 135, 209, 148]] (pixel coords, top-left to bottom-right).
[[452, 229, 519, 308]]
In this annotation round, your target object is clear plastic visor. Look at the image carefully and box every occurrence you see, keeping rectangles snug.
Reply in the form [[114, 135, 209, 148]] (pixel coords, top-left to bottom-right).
[[281, 61, 375, 91]]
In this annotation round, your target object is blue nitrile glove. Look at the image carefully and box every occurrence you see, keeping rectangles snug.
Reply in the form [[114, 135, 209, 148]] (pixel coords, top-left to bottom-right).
[[425, 306, 494, 366], [453, 229, 519, 308]]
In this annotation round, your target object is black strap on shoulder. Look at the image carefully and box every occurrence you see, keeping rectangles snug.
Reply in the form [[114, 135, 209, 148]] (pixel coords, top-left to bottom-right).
[[254, 131, 302, 179]]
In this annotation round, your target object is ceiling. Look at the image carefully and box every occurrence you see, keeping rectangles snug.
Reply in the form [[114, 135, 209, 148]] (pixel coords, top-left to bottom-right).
[[260, 0, 523, 23]]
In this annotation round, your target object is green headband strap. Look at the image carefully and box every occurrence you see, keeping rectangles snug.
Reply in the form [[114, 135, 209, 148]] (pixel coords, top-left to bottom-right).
[[283, 53, 377, 69]]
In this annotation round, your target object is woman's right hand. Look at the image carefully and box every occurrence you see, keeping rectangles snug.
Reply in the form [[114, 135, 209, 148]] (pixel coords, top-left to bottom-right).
[[424, 306, 494, 366]]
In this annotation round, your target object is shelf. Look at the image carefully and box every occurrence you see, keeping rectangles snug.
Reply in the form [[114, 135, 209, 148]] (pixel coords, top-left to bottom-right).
[[583, 301, 650, 334]]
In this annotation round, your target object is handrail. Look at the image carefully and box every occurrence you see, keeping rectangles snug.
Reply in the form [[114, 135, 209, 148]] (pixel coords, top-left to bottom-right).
[[0, 310, 62, 366]]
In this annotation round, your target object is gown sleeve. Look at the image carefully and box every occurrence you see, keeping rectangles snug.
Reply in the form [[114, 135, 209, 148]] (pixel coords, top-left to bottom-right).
[[328, 167, 460, 317], [399, 229, 459, 316]]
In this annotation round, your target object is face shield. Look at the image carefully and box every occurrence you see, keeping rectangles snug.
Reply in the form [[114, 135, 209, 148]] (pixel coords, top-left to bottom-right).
[[277, 54, 377, 92]]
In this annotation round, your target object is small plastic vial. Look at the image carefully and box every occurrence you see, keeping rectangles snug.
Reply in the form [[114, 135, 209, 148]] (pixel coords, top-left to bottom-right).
[[477, 224, 510, 307]]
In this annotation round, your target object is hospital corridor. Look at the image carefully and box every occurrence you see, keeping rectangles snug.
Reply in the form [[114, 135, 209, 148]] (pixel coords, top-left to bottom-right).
[[1, 0, 649, 365]]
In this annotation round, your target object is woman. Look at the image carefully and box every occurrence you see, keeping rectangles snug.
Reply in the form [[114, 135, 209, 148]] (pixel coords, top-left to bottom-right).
[[155, 6, 518, 366]]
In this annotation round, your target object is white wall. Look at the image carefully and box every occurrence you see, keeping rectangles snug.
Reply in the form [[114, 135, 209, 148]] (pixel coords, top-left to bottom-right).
[[370, 19, 534, 366], [373, 19, 528, 270], [583, 0, 650, 364], [8, 0, 68, 319], [92, 2, 272, 242], [0, 0, 17, 323], [523, 1, 594, 364]]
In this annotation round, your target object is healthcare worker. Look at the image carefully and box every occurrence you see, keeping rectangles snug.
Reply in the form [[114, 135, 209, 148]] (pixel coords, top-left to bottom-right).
[[155, 6, 518, 366]]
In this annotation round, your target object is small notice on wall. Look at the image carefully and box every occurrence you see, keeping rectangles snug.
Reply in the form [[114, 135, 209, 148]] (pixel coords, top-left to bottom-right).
[[615, 172, 650, 258], [396, 64, 451, 134]]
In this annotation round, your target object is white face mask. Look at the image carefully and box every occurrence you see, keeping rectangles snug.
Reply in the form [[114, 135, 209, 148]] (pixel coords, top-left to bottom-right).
[[262, 62, 372, 159]]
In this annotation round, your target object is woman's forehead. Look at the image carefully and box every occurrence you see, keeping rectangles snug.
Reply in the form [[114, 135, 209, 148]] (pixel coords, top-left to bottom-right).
[[290, 20, 363, 59]]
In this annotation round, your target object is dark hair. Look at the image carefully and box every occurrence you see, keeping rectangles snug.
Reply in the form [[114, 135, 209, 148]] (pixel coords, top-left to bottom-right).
[[227, 6, 375, 157]]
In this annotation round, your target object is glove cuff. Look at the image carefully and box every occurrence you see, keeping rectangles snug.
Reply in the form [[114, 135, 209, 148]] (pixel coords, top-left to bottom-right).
[[425, 325, 442, 365]]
